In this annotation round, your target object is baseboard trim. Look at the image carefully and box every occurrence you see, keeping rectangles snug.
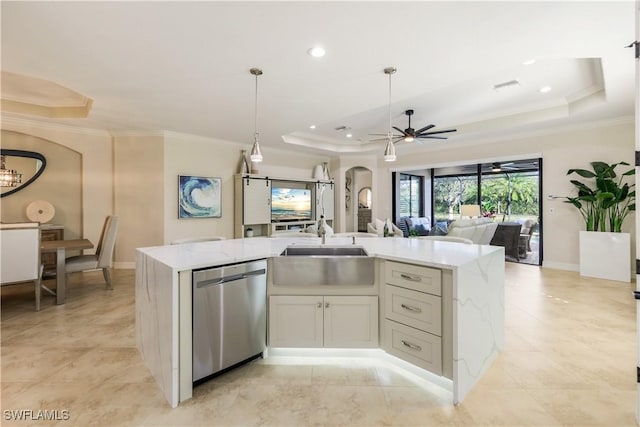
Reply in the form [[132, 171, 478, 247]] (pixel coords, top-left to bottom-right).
[[542, 261, 579, 272], [114, 262, 135, 269]]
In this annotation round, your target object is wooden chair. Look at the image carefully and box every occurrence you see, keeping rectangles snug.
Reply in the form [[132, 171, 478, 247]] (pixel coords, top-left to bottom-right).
[[0, 223, 42, 310], [65, 216, 119, 289]]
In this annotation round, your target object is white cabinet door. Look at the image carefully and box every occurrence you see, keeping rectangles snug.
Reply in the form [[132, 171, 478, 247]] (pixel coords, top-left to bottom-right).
[[315, 182, 334, 221], [323, 296, 378, 348], [243, 178, 271, 225], [268, 296, 323, 348]]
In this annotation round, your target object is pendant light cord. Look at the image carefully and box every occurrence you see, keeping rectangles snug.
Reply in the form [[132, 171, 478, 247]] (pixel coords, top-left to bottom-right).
[[254, 72, 259, 140], [388, 71, 392, 140]]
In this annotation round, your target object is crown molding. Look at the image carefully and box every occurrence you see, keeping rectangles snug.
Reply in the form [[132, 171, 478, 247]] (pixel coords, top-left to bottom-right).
[[0, 115, 111, 137]]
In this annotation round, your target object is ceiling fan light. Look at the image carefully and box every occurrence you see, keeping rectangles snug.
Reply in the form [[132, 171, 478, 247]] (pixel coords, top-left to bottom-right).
[[383, 139, 396, 162], [492, 162, 501, 172], [404, 135, 414, 143]]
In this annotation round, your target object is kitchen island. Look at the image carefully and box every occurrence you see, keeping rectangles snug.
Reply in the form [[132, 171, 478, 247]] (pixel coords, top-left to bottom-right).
[[136, 237, 504, 407]]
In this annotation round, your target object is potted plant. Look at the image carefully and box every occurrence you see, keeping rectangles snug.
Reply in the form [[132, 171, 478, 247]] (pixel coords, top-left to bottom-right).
[[564, 161, 635, 282]]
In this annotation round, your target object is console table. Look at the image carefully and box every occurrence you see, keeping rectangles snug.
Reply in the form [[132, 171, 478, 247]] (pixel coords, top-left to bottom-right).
[[39, 224, 64, 271]]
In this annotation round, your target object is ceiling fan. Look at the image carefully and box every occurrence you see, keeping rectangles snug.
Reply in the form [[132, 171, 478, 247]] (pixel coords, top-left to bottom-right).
[[371, 109, 457, 143]]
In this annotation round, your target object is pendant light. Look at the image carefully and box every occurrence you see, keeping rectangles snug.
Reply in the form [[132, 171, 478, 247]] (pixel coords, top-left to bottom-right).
[[0, 155, 22, 187], [383, 67, 397, 162], [249, 68, 263, 162]]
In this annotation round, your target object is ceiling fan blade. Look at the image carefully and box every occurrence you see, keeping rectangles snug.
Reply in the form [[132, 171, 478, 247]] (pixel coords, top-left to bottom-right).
[[392, 126, 407, 136], [393, 137, 404, 143], [418, 128, 457, 136], [416, 135, 449, 140], [415, 124, 435, 134], [369, 133, 404, 137], [370, 135, 404, 141]]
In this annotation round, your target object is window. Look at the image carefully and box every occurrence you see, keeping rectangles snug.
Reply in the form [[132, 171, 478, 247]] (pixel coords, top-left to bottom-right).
[[433, 175, 478, 222], [399, 174, 423, 217]]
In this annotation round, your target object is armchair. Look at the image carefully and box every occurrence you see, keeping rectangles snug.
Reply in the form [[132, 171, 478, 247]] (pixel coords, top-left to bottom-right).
[[367, 218, 403, 237]]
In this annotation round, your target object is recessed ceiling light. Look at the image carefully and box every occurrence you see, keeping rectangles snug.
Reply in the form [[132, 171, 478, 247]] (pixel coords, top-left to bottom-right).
[[346, 133, 353, 138], [522, 59, 536, 65], [308, 46, 326, 58], [309, 125, 316, 129], [539, 86, 552, 93]]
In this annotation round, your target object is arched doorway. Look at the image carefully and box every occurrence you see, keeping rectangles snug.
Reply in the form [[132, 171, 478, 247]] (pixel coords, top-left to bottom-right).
[[345, 166, 372, 232]]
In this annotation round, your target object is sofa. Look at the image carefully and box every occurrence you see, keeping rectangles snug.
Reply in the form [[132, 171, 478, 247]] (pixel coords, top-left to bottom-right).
[[446, 218, 498, 245], [367, 218, 403, 237], [400, 216, 431, 237]]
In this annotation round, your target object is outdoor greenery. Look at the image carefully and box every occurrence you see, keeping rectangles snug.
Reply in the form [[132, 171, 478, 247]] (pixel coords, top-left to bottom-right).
[[565, 161, 635, 232], [433, 173, 539, 222]]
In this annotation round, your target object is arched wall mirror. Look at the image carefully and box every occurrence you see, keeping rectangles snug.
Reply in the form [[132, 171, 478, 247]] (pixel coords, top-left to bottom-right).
[[358, 187, 372, 209], [1, 149, 47, 197]]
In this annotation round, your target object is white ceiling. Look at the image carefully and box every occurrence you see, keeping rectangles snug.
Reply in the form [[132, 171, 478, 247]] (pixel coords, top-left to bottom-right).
[[1, 1, 636, 158]]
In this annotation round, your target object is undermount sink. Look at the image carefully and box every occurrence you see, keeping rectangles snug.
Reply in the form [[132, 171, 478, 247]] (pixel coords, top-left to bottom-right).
[[280, 245, 368, 257], [272, 245, 374, 286]]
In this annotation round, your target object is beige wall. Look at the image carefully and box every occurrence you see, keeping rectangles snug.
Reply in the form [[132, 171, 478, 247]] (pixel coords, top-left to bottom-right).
[[162, 132, 329, 246], [3, 118, 632, 271], [375, 121, 635, 270], [1, 130, 82, 240], [1, 119, 113, 252], [114, 134, 165, 264]]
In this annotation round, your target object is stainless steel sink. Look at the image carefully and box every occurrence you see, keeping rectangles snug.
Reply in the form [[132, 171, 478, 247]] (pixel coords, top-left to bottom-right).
[[280, 246, 368, 257], [272, 245, 374, 286]]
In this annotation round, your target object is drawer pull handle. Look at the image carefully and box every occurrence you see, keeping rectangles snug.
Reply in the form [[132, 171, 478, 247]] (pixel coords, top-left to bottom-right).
[[400, 273, 422, 282], [317, 302, 322, 308], [401, 340, 422, 351], [400, 303, 422, 313]]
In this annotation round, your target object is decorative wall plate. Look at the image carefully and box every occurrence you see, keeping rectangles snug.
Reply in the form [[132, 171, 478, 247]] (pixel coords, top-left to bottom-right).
[[26, 200, 55, 223]]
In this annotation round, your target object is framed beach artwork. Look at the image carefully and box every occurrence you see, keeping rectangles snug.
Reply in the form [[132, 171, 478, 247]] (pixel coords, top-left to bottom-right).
[[178, 175, 222, 218]]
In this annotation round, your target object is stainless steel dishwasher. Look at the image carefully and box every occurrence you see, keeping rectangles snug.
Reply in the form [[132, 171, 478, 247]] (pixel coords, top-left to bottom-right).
[[192, 259, 267, 384]]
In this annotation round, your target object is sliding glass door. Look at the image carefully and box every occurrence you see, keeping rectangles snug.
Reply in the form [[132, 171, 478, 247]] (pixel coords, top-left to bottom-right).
[[429, 159, 542, 265], [399, 173, 424, 218]]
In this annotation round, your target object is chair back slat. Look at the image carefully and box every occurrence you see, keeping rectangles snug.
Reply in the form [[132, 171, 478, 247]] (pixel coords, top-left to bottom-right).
[[97, 216, 119, 268]]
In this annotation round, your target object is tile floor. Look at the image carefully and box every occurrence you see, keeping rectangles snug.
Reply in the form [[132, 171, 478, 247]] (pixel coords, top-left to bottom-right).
[[1, 263, 637, 426]]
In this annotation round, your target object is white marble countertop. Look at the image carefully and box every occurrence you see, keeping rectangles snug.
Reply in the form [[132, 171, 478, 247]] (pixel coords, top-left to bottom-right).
[[137, 236, 503, 271]]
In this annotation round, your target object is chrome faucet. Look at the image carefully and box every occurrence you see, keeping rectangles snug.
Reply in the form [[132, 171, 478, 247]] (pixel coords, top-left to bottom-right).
[[317, 215, 326, 245], [352, 235, 356, 245]]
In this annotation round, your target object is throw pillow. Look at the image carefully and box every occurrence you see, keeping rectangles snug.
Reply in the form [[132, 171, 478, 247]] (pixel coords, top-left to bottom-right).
[[415, 224, 430, 236], [429, 221, 449, 236], [375, 218, 385, 237]]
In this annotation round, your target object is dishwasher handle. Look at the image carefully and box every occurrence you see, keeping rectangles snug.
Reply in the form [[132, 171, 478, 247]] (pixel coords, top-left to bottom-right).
[[196, 268, 266, 288]]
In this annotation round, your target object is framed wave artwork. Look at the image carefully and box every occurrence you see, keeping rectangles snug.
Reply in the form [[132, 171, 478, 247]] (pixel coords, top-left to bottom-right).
[[178, 175, 222, 219]]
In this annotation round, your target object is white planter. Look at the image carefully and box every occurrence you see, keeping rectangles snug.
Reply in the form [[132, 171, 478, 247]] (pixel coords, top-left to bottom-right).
[[579, 231, 631, 282]]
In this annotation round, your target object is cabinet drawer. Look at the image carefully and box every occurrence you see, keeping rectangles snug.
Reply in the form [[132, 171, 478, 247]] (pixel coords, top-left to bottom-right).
[[384, 261, 441, 296], [384, 320, 442, 375], [385, 285, 441, 336]]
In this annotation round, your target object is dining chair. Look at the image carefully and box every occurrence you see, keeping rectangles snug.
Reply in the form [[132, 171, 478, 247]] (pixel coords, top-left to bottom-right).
[[0, 223, 42, 310], [65, 215, 119, 289], [170, 236, 226, 244]]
